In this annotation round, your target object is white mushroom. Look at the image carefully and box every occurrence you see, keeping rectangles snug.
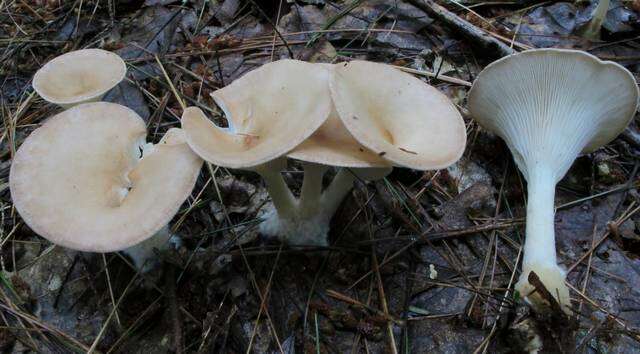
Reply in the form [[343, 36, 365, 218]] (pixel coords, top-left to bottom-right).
[[278, 60, 467, 246], [10, 102, 203, 271], [329, 60, 467, 170], [183, 59, 467, 247], [181, 60, 334, 245], [33, 49, 126, 108], [468, 49, 639, 313]]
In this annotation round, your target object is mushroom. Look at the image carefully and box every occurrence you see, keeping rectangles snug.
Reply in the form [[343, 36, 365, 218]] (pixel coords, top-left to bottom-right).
[[329, 60, 467, 170], [181, 59, 334, 245], [33, 49, 126, 108], [183, 59, 467, 246], [10, 102, 203, 271], [467, 49, 639, 313], [278, 60, 466, 246]]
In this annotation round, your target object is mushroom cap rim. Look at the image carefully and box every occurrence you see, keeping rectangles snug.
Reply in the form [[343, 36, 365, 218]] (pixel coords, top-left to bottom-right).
[[32, 48, 127, 105]]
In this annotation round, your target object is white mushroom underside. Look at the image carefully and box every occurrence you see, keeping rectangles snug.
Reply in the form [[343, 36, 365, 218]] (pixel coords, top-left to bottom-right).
[[468, 49, 639, 311], [468, 49, 638, 182]]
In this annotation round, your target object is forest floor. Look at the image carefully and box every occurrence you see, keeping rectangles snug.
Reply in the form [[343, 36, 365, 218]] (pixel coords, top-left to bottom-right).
[[1, 0, 640, 353]]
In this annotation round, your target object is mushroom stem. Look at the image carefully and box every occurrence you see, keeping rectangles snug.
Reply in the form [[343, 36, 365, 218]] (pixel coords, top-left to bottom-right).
[[321, 166, 393, 217], [122, 225, 179, 272], [299, 162, 328, 217], [259, 166, 391, 246], [581, 0, 610, 40], [516, 167, 571, 312], [255, 160, 296, 218], [321, 168, 357, 217]]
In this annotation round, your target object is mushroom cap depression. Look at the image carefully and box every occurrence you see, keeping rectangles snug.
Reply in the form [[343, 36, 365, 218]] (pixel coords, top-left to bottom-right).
[[9, 102, 203, 252], [468, 48, 639, 179], [329, 60, 467, 170], [33, 49, 126, 107], [182, 60, 333, 169]]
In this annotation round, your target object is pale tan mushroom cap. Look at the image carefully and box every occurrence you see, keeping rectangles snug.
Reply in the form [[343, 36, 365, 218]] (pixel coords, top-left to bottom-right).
[[468, 49, 639, 156], [288, 108, 390, 168], [33, 49, 126, 106], [182, 60, 333, 169], [329, 60, 467, 170], [9, 102, 203, 252]]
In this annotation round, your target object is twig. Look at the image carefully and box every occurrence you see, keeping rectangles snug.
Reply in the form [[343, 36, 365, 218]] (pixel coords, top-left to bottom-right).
[[245, 0, 294, 58], [155, 55, 186, 110], [325, 290, 403, 325], [165, 265, 183, 354], [567, 203, 640, 274], [366, 205, 398, 354], [102, 254, 121, 326], [393, 65, 472, 86], [407, 0, 515, 58]]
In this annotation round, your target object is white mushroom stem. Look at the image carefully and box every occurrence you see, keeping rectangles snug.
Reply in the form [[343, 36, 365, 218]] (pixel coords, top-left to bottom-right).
[[321, 168, 359, 218], [522, 167, 558, 271], [299, 163, 328, 217], [581, 0, 610, 39], [515, 166, 571, 312], [121, 225, 179, 272], [258, 163, 297, 218]]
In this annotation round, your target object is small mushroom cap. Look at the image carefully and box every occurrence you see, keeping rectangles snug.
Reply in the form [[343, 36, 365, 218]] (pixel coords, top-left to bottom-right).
[[182, 60, 333, 169], [9, 102, 203, 252], [33, 49, 126, 107], [329, 60, 467, 170], [288, 109, 390, 168], [468, 48, 639, 157]]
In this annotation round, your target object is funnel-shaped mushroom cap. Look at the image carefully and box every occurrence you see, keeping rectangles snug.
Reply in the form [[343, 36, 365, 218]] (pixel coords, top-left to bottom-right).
[[468, 49, 639, 180], [288, 109, 390, 168], [329, 60, 467, 170], [33, 49, 126, 108], [182, 60, 333, 169], [9, 103, 203, 252]]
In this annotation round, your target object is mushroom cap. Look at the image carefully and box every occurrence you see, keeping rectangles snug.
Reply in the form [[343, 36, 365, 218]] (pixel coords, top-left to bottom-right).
[[9, 102, 203, 252], [329, 60, 467, 170], [33, 49, 126, 107], [468, 48, 639, 179], [182, 60, 333, 169], [288, 108, 390, 168]]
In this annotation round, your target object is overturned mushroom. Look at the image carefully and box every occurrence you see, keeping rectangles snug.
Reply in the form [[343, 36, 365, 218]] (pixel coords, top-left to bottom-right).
[[468, 49, 639, 313], [10, 102, 203, 271], [33, 49, 126, 108]]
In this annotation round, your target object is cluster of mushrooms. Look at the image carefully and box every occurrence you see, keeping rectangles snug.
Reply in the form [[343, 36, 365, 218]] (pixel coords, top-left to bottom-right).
[[10, 47, 639, 315]]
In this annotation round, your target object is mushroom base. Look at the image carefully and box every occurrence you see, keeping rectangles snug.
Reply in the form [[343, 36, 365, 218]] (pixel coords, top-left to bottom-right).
[[122, 225, 181, 272], [515, 263, 571, 315], [259, 206, 332, 247]]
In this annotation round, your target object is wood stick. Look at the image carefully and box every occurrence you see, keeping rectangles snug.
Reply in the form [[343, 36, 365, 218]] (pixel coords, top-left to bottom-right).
[[407, 0, 516, 58]]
